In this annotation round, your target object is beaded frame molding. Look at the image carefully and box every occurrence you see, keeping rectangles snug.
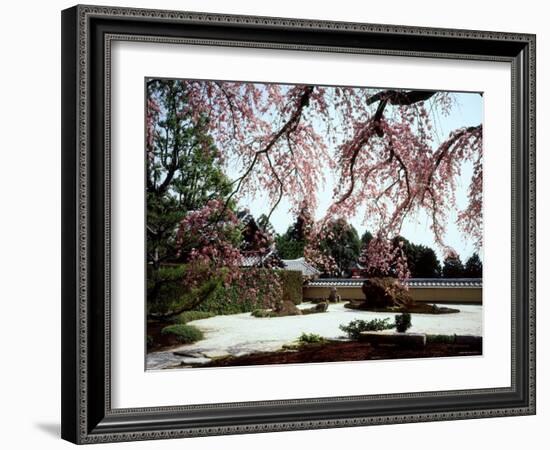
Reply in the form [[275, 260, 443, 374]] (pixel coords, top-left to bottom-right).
[[61, 4, 536, 444]]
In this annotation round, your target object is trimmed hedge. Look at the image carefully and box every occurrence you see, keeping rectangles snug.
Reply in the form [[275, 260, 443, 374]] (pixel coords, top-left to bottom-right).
[[161, 324, 204, 344], [175, 310, 215, 324], [279, 269, 303, 305], [147, 264, 221, 317], [149, 265, 303, 316]]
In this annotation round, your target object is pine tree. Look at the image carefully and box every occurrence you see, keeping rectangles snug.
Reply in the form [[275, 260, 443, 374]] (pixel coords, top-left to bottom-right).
[[464, 253, 483, 278]]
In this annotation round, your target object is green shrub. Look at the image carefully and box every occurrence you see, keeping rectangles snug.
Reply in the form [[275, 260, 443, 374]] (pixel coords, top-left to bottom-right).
[[198, 268, 283, 315], [298, 333, 326, 344], [279, 270, 303, 305], [150, 266, 301, 317], [146, 335, 154, 348], [147, 264, 222, 317], [395, 312, 412, 332], [147, 265, 187, 315], [176, 310, 215, 324], [161, 324, 204, 344], [198, 283, 262, 315], [340, 318, 394, 340]]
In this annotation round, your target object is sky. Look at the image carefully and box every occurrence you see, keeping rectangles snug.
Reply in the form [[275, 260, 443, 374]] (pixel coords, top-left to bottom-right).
[[231, 89, 483, 262]]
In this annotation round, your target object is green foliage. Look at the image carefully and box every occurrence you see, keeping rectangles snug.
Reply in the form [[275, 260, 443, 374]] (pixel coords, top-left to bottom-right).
[[413, 246, 442, 278], [395, 312, 412, 332], [361, 230, 373, 247], [197, 268, 281, 315], [175, 310, 215, 324], [442, 254, 465, 278], [274, 206, 312, 259], [464, 253, 483, 278], [147, 265, 187, 315], [147, 265, 222, 317], [161, 324, 204, 343], [279, 270, 303, 305], [146, 79, 234, 267], [392, 236, 441, 278], [146, 79, 235, 317], [146, 335, 153, 348], [340, 318, 395, 340], [297, 333, 326, 344], [275, 234, 306, 259]]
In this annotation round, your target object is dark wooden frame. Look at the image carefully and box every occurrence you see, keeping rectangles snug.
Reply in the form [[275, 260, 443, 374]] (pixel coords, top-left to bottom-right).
[[61, 4, 536, 444]]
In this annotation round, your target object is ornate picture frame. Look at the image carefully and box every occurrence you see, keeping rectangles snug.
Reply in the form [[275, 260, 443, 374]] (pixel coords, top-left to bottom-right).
[[61, 4, 536, 444]]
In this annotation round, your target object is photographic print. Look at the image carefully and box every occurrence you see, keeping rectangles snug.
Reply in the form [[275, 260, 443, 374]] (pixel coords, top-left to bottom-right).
[[145, 78, 483, 370]]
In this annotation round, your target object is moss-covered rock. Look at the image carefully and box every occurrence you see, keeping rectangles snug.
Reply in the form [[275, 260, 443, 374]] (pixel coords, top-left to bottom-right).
[[328, 287, 341, 303], [362, 277, 414, 309], [343, 277, 460, 314], [273, 300, 302, 316], [302, 302, 329, 315], [251, 300, 303, 318]]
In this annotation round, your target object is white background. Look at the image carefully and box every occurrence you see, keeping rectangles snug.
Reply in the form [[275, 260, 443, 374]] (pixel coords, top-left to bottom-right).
[[0, 0, 546, 449], [112, 42, 510, 408]]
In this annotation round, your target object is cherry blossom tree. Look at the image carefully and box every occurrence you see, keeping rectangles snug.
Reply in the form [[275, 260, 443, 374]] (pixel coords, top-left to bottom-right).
[[166, 80, 482, 274], [148, 199, 282, 318], [147, 78, 483, 317]]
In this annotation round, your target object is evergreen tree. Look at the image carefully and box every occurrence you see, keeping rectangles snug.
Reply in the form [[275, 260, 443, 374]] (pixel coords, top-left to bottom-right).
[[361, 230, 373, 246], [414, 245, 442, 278], [391, 236, 442, 278], [146, 79, 232, 268], [464, 253, 483, 278], [275, 206, 313, 259], [442, 253, 465, 278]]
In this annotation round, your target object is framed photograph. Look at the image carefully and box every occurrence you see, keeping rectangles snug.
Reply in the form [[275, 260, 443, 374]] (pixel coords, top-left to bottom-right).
[[61, 4, 536, 444]]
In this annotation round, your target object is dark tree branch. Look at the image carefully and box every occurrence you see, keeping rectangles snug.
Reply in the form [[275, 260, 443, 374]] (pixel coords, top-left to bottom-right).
[[264, 152, 284, 226], [366, 90, 437, 107], [336, 90, 439, 205], [222, 86, 314, 213], [421, 124, 482, 202]]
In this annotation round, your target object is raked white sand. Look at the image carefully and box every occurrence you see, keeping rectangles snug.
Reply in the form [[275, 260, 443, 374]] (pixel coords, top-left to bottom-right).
[[146, 302, 482, 370]]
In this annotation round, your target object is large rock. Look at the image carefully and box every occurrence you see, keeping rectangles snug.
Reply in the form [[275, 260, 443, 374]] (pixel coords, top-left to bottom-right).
[[251, 300, 303, 318], [272, 300, 302, 317], [328, 287, 341, 303], [302, 301, 328, 315], [361, 277, 414, 309], [342, 277, 460, 314]]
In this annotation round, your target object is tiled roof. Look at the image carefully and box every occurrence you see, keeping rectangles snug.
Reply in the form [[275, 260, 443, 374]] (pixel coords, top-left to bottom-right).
[[281, 258, 321, 277], [306, 278, 482, 288]]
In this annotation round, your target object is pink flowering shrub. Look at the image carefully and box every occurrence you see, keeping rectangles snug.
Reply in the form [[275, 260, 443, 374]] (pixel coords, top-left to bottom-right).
[[173, 200, 284, 314], [176, 199, 243, 287]]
